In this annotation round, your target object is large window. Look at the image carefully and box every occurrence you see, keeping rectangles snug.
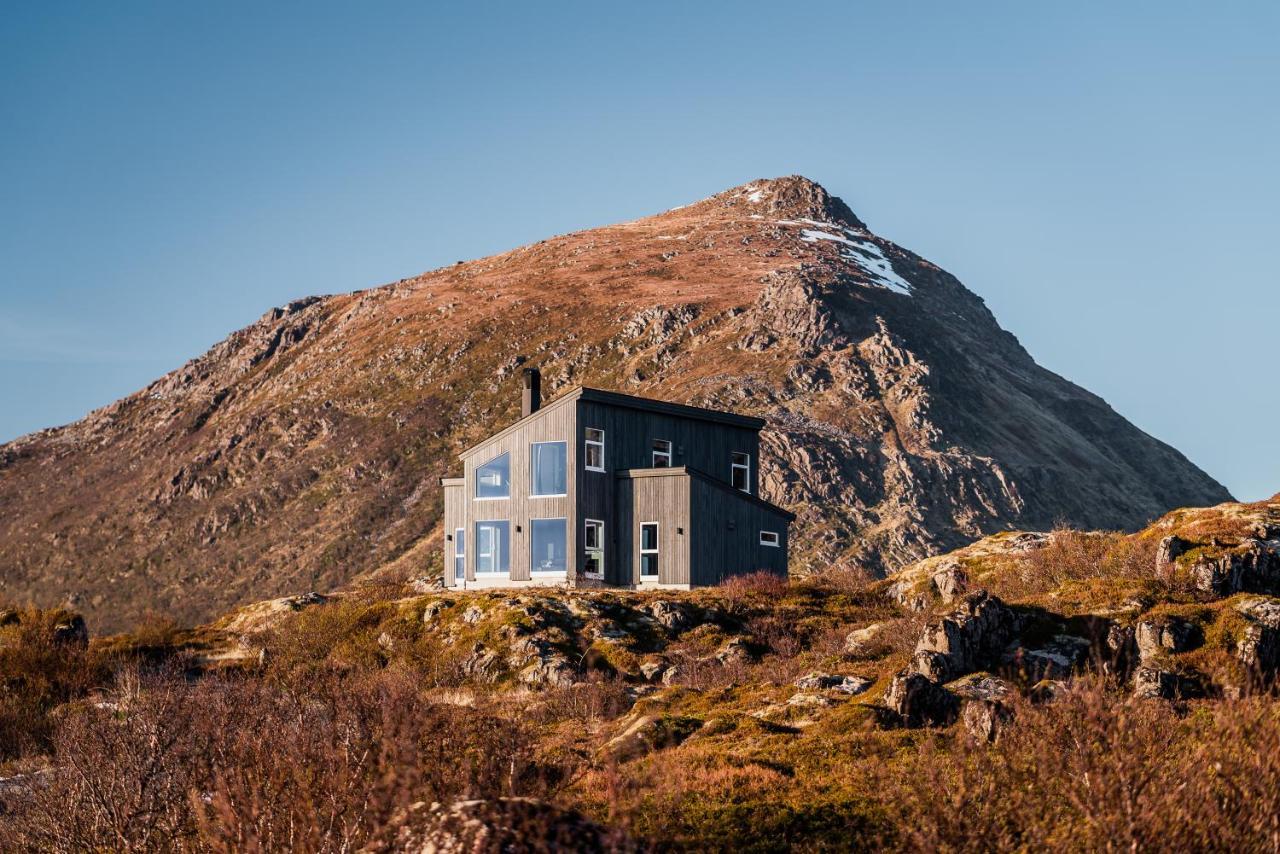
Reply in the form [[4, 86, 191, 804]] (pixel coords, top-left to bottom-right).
[[731, 452, 750, 493], [453, 528, 466, 583], [640, 522, 659, 579], [475, 520, 510, 575], [584, 519, 604, 578], [475, 453, 510, 499], [530, 441, 567, 497], [652, 439, 672, 468], [584, 428, 605, 472], [530, 518, 567, 574]]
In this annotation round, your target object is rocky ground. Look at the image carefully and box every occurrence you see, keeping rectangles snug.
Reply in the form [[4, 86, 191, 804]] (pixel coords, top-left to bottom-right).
[[3, 495, 1280, 849], [0, 176, 1230, 631]]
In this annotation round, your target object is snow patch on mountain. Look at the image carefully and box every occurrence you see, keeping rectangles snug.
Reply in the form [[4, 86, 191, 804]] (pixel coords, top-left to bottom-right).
[[797, 228, 913, 296]]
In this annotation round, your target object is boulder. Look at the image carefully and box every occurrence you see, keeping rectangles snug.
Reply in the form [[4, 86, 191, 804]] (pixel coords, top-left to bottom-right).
[[931, 564, 969, 603], [883, 671, 959, 727], [910, 591, 1021, 683], [1156, 535, 1190, 568], [518, 655, 577, 689], [641, 600, 699, 634], [793, 672, 873, 695], [1189, 539, 1280, 597], [950, 673, 1015, 742], [1135, 617, 1200, 661], [460, 643, 500, 681], [1132, 665, 1203, 700], [407, 576, 445, 594], [602, 713, 703, 761], [52, 615, 88, 648], [843, 623, 884, 657], [1235, 598, 1280, 674], [461, 605, 485, 624], [639, 661, 666, 682], [1007, 635, 1091, 681], [715, 636, 756, 666], [421, 600, 451, 624]]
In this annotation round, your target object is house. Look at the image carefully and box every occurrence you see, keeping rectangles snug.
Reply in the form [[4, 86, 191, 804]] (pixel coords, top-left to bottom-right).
[[441, 368, 794, 589]]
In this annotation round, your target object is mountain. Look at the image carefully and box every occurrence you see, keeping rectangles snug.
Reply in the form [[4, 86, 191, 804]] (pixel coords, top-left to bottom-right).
[[0, 176, 1231, 631]]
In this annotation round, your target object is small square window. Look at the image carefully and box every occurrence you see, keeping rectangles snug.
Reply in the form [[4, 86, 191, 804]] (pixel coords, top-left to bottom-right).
[[759, 530, 780, 547]]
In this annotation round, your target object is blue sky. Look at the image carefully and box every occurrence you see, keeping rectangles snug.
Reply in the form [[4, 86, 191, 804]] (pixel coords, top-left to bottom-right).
[[2, 2, 1276, 500]]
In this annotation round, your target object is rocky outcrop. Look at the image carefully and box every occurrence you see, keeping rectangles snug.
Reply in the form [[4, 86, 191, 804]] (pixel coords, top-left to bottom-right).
[[884, 672, 959, 727], [793, 672, 873, 695], [951, 673, 1015, 742], [1187, 539, 1280, 596], [1235, 598, 1280, 675], [910, 592, 1021, 683]]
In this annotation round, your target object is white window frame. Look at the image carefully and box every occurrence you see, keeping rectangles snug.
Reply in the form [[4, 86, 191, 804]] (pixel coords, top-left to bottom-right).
[[529, 440, 568, 498], [652, 439, 672, 468], [530, 517, 569, 577], [474, 452, 511, 501], [759, 530, 780, 547], [583, 518, 605, 579], [584, 428, 605, 473], [731, 452, 751, 494], [474, 520, 509, 576], [639, 521, 659, 580], [453, 528, 466, 583]]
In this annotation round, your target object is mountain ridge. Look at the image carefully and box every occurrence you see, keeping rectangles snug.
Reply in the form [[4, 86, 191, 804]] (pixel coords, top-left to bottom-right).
[[0, 176, 1231, 630]]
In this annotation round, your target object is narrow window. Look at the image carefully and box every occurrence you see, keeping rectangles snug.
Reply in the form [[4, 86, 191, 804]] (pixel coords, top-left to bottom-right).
[[640, 522, 659, 579], [530, 518, 567, 574], [475, 520, 510, 575], [584, 519, 604, 578], [731, 452, 750, 493], [530, 441, 567, 496], [584, 428, 605, 472], [454, 528, 466, 583], [652, 439, 672, 468], [475, 452, 511, 499], [759, 530, 780, 547]]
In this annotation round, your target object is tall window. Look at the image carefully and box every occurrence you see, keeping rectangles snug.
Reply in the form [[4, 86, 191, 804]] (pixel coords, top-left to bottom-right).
[[652, 439, 672, 467], [475, 520, 510, 575], [731, 452, 750, 493], [584, 519, 604, 578], [530, 441, 567, 496], [530, 518, 567, 574], [640, 522, 659, 579], [453, 528, 466, 583], [475, 453, 510, 499], [584, 428, 605, 472]]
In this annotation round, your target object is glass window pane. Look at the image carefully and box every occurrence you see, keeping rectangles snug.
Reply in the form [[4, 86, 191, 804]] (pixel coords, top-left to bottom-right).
[[641, 554, 658, 577], [530, 442, 567, 496], [530, 518, 567, 572], [475, 521, 510, 574], [475, 453, 511, 498], [641, 523, 658, 551]]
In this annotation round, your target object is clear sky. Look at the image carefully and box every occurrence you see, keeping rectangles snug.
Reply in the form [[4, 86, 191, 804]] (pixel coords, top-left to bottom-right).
[[2, 2, 1276, 500]]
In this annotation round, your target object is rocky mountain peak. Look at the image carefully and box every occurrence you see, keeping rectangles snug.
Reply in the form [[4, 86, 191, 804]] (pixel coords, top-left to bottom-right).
[[703, 175, 868, 230]]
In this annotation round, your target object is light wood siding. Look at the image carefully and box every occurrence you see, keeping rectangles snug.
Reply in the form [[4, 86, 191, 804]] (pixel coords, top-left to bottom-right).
[[689, 476, 790, 584], [459, 403, 576, 583], [613, 470, 691, 585], [441, 479, 464, 586]]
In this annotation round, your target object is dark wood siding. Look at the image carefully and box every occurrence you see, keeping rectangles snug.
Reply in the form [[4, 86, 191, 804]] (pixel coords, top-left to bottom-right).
[[689, 476, 789, 584]]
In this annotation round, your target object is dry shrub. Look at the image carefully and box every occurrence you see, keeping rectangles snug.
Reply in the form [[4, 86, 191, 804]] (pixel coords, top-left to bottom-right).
[[716, 571, 790, 607], [0, 668, 573, 852], [987, 527, 1161, 601], [875, 679, 1280, 851]]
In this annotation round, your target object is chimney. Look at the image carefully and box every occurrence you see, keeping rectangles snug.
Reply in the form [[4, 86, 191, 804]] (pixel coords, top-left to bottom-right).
[[521, 367, 541, 417]]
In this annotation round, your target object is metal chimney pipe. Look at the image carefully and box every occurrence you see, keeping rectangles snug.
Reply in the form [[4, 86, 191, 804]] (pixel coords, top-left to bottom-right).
[[521, 367, 541, 417]]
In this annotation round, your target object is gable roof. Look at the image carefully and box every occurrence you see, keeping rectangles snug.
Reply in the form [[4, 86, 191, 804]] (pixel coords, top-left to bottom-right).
[[459, 385, 765, 460]]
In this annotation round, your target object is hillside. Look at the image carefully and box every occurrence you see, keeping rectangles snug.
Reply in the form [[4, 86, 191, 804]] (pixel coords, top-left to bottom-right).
[[0, 176, 1231, 631]]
